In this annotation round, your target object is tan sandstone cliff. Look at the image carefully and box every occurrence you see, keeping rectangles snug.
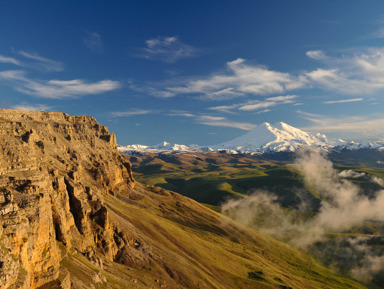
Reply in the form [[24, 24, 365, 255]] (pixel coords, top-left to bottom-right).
[[0, 109, 135, 288], [0, 109, 366, 289]]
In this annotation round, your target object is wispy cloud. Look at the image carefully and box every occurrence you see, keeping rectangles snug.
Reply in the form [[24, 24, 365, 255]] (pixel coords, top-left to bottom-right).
[[148, 59, 305, 99], [266, 95, 298, 102], [138, 36, 199, 63], [208, 104, 239, 113], [11, 102, 53, 111], [0, 49, 121, 98], [369, 26, 384, 39], [298, 110, 384, 140], [144, 47, 384, 101], [324, 98, 364, 104], [83, 31, 103, 53], [0, 70, 121, 99], [15, 50, 64, 72], [167, 111, 195, 118], [239, 101, 277, 111], [111, 108, 152, 117], [197, 115, 256, 130], [168, 110, 256, 130], [209, 95, 298, 113], [255, 109, 271, 114], [306, 48, 384, 94], [0, 55, 21, 66]]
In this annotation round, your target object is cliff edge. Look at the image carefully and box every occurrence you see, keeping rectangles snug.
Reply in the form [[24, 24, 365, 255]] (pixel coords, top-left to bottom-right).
[[0, 109, 135, 288]]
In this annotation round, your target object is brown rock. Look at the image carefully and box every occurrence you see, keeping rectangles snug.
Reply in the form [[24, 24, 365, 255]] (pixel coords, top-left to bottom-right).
[[0, 109, 135, 288]]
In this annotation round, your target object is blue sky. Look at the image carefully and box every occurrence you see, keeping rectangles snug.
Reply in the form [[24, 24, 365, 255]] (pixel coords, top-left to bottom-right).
[[2, 1, 384, 145]]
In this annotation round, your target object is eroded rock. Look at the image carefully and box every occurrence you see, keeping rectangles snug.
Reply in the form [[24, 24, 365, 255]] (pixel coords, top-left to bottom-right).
[[0, 109, 135, 288]]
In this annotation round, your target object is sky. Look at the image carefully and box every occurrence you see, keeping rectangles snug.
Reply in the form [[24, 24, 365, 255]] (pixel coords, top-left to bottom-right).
[[2, 1, 384, 145]]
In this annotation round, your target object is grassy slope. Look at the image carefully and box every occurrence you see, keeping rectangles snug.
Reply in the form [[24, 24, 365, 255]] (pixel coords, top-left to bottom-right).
[[56, 182, 366, 289], [128, 152, 319, 208], [122, 151, 384, 288]]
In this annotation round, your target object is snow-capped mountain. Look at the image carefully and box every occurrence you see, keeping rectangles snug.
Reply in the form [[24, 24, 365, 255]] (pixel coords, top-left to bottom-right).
[[213, 122, 333, 153], [118, 141, 198, 153], [118, 122, 384, 154]]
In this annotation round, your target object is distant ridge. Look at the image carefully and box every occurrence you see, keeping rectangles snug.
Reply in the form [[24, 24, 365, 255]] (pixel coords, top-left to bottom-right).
[[118, 122, 384, 154]]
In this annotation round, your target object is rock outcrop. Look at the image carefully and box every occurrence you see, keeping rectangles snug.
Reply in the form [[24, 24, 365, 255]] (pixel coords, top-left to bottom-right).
[[0, 109, 134, 288]]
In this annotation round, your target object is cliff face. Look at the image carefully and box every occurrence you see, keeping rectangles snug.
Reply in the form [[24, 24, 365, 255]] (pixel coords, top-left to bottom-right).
[[0, 109, 134, 288], [0, 109, 366, 289]]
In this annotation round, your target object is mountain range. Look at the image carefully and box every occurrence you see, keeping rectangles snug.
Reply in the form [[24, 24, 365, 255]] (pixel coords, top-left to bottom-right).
[[118, 122, 384, 154]]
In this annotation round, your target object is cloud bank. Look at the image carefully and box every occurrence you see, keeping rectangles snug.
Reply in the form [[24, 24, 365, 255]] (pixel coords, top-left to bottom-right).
[[222, 149, 384, 280]]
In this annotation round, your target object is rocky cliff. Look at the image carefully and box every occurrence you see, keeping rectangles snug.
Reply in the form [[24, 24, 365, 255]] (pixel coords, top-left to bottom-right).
[[0, 109, 366, 289], [0, 109, 135, 288]]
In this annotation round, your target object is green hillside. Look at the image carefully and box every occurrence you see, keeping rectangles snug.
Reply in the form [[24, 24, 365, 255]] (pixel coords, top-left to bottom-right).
[[128, 152, 323, 210], [65, 183, 369, 288], [124, 150, 384, 288]]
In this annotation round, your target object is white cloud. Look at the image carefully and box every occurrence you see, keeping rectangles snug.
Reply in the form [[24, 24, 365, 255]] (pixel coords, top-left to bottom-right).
[[11, 103, 53, 111], [306, 50, 329, 61], [134, 47, 384, 104], [167, 111, 196, 118], [196, 115, 257, 130], [15, 50, 64, 72], [83, 31, 103, 53], [139, 36, 199, 63], [324, 98, 364, 104], [338, 170, 366, 179], [168, 111, 256, 130], [150, 58, 305, 99], [298, 110, 384, 140], [371, 176, 384, 186], [254, 109, 271, 114], [0, 70, 26, 80], [0, 55, 21, 66], [239, 101, 276, 111], [0, 69, 121, 99], [306, 48, 384, 94], [209, 95, 298, 113], [266, 94, 297, 102], [111, 109, 152, 117], [0, 50, 122, 99], [222, 149, 384, 251]]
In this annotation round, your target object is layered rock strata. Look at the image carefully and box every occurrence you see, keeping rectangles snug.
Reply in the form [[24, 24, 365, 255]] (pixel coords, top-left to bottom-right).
[[0, 109, 134, 288]]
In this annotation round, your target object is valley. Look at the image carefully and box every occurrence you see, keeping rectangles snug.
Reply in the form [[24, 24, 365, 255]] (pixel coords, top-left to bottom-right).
[[125, 150, 384, 208], [124, 149, 384, 288]]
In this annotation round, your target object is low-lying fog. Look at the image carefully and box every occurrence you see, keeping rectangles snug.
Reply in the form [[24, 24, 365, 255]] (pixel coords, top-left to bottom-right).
[[222, 149, 384, 283]]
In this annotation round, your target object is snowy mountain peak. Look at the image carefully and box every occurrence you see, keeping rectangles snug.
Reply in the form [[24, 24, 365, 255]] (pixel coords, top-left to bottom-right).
[[213, 121, 330, 153]]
